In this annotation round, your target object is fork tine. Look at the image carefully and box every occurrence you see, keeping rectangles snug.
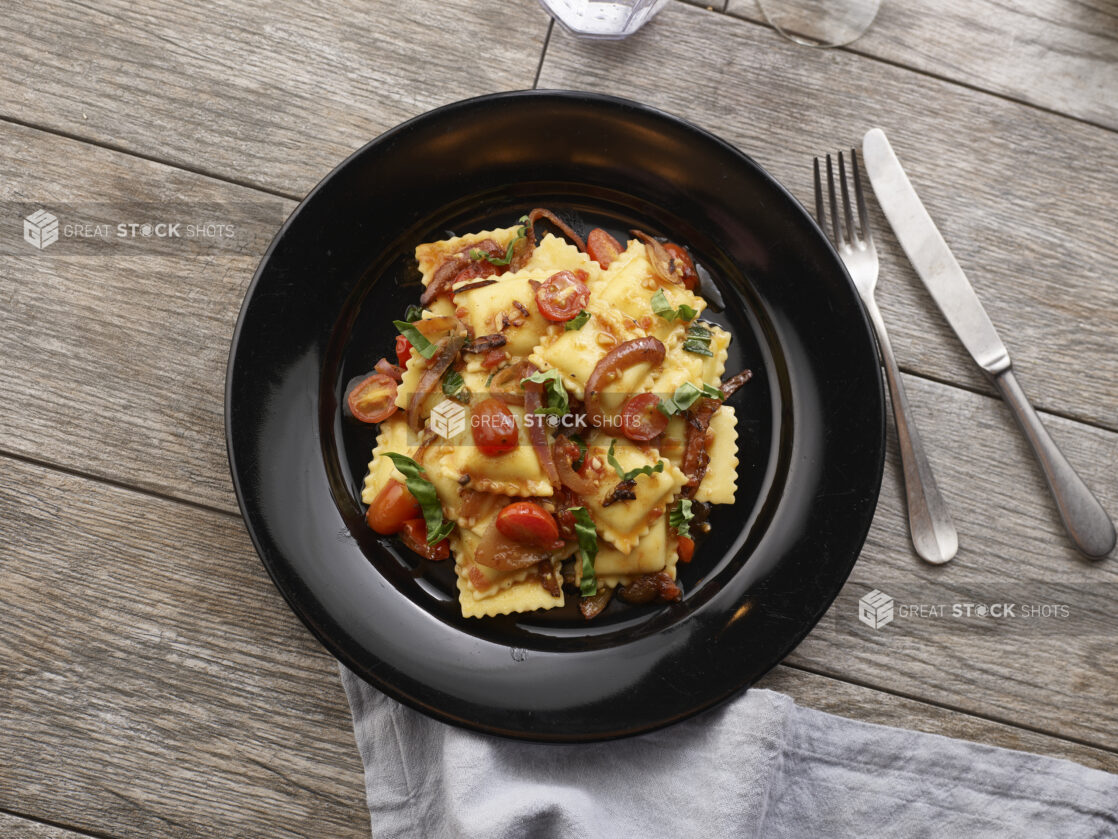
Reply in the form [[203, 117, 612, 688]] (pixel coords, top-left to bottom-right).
[[813, 157, 825, 228], [825, 154, 843, 247], [837, 151, 856, 244], [850, 148, 872, 245]]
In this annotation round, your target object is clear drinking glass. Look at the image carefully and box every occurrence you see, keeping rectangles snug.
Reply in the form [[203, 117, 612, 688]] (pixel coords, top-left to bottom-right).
[[537, 0, 670, 39], [757, 0, 881, 47]]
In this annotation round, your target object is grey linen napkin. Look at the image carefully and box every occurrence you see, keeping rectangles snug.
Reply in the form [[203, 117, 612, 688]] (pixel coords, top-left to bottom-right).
[[340, 666, 1118, 838]]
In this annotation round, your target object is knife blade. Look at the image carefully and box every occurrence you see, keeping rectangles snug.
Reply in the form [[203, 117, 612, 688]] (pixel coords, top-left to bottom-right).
[[861, 127, 1115, 558], [861, 128, 1009, 375]]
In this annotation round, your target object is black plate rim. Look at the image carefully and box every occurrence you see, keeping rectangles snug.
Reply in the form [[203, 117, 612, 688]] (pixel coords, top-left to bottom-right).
[[225, 89, 886, 741]]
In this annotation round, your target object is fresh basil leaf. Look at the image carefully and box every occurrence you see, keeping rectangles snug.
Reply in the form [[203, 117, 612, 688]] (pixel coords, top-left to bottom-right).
[[658, 382, 722, 417], [650, 289, 677, 322], [441, 369, 469, 403], [569, 506, 599, 597], [471, 220, 528, 267], [651, 289, 698, 323], [382, 453, 455, 545], [682, 342, 714, 357], [393, 320, 437, 360], [682, 323, 714, 356], [607, 439, 665, 481], [427, 519, 456, 543], [565, 310, 591, 331], [521, 369, 569, 417], [403, 304, 424, 323], [676, 303, 698, 321], [569, 434, 588, 472], [669, 499, 694, 538]]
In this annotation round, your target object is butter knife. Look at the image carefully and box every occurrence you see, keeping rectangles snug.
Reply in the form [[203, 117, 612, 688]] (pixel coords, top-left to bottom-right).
[[862, 128, 1115, 558]]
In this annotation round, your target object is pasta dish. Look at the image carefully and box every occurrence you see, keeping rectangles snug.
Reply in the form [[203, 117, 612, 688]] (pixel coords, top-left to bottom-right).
[[346, 210, 750, 619]]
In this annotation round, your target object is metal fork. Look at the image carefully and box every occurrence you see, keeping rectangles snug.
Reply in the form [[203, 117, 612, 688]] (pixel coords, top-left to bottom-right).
[[815, 150, 958, 564]]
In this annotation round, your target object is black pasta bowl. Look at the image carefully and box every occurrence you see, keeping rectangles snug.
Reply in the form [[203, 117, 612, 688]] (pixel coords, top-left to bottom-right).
[[225, 90, 885, 741]]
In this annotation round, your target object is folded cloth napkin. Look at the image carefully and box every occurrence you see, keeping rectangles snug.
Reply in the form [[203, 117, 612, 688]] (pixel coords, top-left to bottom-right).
[[340, 666, 1118, 838]]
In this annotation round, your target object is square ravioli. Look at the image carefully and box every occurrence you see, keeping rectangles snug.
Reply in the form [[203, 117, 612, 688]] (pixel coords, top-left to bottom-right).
[[582, 434, 687, 553]]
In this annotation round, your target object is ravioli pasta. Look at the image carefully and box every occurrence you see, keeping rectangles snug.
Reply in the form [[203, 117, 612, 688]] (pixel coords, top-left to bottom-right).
[[354, 211, 751, 620]]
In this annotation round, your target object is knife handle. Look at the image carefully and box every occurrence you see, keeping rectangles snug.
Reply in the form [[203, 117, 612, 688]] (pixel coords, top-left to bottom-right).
[[991, 368, 1115, 558], [863, 295, 958, 564]]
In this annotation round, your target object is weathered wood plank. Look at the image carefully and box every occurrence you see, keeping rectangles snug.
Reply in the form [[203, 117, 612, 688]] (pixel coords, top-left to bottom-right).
[[727, 0, 1118, 129], [0, 0, 549, 197], [0, 813, 100, 839], [0, 457, 368, 839], [757, 667, 1118, 773], [538, 0, 1118, 431], [1, 450, 1110, 839], [0, 121, 290, 513], [3, 115, 1117, 752], [787, 372, 1118, 749]]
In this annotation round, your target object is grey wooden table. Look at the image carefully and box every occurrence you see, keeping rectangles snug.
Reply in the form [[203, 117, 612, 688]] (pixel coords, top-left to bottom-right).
[[1, 1, 1116, 836]]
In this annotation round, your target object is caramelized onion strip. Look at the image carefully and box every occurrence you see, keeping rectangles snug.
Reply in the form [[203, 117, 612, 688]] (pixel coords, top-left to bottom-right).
[[584, 337, 666, 436], [406, 336, 465, 431]]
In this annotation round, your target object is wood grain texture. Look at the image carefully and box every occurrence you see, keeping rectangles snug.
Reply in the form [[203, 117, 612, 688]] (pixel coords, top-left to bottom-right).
[[789, 372, 1118, 749], [538, 0, 1118, 431], [756, 666, 1118, 773], [727, 0, 1118, 129], [0, 813, 96, 839], [2, 95, 1116, 751], [0, 0, 549, 197], [0, 120, 290, 514], [0, 456, 368, 839], [0, 452, 1109, 839]]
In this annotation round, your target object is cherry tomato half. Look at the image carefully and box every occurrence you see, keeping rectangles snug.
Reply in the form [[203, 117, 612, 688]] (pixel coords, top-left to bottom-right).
[[347, 372, 399, 423], [481, 348, 508, 370], [620, 392, 669, 442], [677, 536, 695, 563], [586, 228, 623, 268], [399, 518, 450, 561], [663, 243, 699, 290], [496, 501, 561, 549], [366, 479, 421, 535], [394, 334, 413, 368], [471, 398, 519, 456], [452, 260, 498, 286], [536, 270, 590, 322]]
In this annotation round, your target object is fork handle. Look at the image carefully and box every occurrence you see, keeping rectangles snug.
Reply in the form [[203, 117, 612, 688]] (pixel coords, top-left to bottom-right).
[[990, 368, 1115, 558], [862, 294, 958, 563]]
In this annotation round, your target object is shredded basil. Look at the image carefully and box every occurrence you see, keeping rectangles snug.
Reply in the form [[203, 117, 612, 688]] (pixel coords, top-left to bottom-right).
[[521, 368, 569, 417], [470, 215, 530, 266], [568, 434, 588, 472], [382, 453, 455, 544], [657, 382, 723, 417], [569, 506, 599, 597], [565, 310, 591, 331], [607, 439, 665, 481], [392, 320, 437, 360], [682, 323, 714, 357], [669, 499, 694, 538], [650, 289, 698, 323], [442, 369, 469, 403], [403, 304, 424, 323]]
